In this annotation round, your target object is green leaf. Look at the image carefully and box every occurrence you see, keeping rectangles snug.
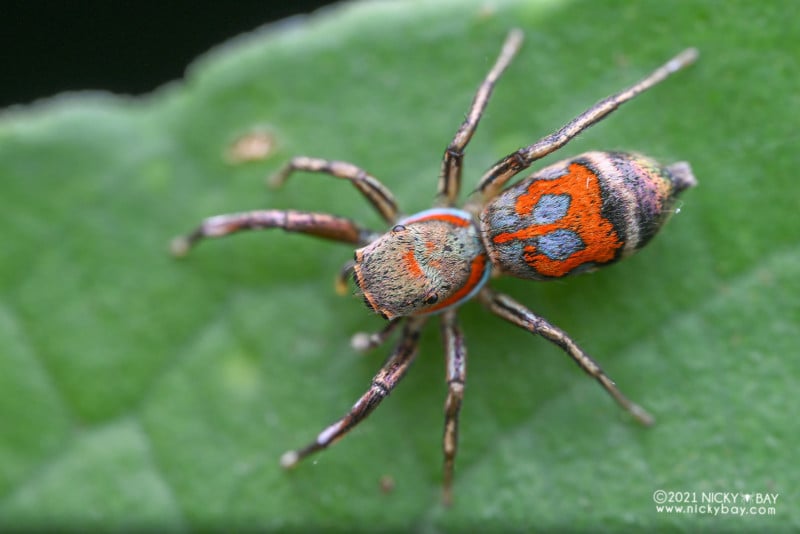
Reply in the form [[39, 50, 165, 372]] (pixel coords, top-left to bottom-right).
[[2, 0, 797, 531]]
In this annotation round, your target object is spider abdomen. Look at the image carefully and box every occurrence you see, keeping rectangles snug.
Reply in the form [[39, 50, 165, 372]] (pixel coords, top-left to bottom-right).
[[479, 151, 696, 280]]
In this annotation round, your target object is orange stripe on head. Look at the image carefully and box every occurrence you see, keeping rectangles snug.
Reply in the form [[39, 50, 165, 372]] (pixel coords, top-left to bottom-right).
[[424, 253, 488, 313], [403, 249, 424, 279], [404, 212, 471, 227]]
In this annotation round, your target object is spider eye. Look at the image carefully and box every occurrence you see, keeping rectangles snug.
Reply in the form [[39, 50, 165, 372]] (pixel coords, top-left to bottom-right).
[[391, 224, 406, 233], [424, 293, 439, 305]]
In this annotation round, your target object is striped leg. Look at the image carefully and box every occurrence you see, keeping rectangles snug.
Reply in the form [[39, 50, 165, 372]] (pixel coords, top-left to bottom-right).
[[436, 29, 524, 207], [479, 288, 654, 425], [440, 310, 466, 506], [473, 48, 698, 204], [269, 156, 399, 224], [280, 317, 426, 469], [170, 209, 375, 256]]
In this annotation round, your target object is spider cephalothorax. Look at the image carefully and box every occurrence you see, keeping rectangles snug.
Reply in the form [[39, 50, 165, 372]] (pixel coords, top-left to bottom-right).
[[353, 208, 490, 319], [172, 29, 697, 505]]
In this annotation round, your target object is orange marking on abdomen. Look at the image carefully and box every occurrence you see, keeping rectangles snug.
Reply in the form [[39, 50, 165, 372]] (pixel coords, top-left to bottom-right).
[[493, 163, 623, 277]]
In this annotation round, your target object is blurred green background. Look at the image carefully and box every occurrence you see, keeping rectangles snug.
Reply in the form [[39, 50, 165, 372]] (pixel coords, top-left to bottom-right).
[[1, 0, 797, 531]]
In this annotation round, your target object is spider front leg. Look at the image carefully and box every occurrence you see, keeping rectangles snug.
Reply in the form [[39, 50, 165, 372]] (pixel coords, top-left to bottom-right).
[[436, 29, 523, 206], [440, 309, 466, 506], [280, 317, 426, 469], [269, 156, 399, 224], [479, 288, 654, 426], [472, 47, 698, 203], [170, 209, 376, 256]]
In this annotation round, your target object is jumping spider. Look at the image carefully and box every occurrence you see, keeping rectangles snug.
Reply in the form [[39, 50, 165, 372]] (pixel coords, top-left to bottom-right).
[[172, 29, 698, 504]]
